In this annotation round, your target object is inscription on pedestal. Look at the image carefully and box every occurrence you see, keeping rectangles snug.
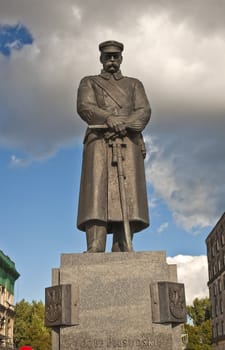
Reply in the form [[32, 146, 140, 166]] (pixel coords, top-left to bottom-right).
[[61, 333, 173, 350]]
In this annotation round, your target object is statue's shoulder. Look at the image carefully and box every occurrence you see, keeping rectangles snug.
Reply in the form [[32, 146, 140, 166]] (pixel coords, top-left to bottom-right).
[[122, 76, 144, 87], [79, 75, 99, 85]]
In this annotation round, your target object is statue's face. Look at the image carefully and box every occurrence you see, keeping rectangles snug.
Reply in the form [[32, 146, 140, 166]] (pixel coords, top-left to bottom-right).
[[100, 52, 122, 73]]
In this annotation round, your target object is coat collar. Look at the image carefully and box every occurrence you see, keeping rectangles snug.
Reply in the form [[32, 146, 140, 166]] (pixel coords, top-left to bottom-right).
[[99, 70, 123, 80]]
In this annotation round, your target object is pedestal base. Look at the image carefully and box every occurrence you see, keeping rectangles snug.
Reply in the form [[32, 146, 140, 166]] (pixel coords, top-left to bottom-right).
[[47, 251, 185, 350]]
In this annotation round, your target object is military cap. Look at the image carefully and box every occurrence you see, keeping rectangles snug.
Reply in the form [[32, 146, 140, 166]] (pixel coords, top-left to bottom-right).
[[99, 40, 124, 53]]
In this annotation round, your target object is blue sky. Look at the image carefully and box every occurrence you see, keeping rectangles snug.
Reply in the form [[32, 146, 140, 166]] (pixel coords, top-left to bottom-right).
[[0, 23, 33, 56], [1, 1, 225, 305], [1, 144, 210, 303]]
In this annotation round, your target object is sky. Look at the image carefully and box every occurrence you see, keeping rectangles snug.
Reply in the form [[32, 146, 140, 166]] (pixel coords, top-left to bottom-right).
[[0, 0, 225, 306]]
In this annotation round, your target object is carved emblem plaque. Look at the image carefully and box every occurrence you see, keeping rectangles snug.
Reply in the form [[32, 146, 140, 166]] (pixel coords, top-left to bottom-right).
[[45, 284, 78, 327], [158, 282, 186, 324]]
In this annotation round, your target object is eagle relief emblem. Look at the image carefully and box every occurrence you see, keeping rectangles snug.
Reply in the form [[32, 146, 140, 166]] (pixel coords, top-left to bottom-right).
[[45, 286, 62, 323], [168, 284, 186, 320]]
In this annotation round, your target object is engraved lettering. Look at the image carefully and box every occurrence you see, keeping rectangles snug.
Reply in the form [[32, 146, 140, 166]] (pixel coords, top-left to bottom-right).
[[61, 333, 172, 349]]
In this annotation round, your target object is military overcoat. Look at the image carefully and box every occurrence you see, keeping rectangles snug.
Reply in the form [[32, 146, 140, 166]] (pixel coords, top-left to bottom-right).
[[77, 70, 151, 234]]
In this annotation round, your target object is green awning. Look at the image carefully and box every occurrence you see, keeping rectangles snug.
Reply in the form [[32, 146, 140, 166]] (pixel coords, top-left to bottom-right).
[[0, 250, 20, 294]]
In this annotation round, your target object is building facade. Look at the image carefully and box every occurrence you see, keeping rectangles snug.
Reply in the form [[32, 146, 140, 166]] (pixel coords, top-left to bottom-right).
[[206, 212, 225, 349], [0, 250, 20, 348]]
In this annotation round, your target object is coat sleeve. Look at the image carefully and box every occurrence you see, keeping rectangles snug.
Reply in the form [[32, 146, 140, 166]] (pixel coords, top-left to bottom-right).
[[124, 79, 151, 132], [77, 77, 111, 125]]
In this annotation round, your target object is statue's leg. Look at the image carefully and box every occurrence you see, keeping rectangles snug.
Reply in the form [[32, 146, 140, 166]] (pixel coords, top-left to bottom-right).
[[111, 223, 134, 252], [85, 221, 107, 253]]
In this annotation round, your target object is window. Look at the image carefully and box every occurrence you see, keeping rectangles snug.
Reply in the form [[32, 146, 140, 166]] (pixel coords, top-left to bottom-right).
[[209, 286, 212, 299], [216, 323, 219, 337], [212, 325, 215, 338], [223, 274, 225, 290], [214, 283, 217, 296], [211, 300, 215, 318], [220, 298, 223, 314], [215, 299, 218, 317], [216, 238, 220, 251], [218, 259, 221, 272], [218, 279, 222, 293], [209, 269, 212, 280], [221, 255, 224, 268], [221, 232, 225, 246], [212, 244, 215, 257]]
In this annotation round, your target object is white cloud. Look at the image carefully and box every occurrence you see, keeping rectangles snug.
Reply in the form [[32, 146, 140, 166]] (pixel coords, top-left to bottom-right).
[[167, 255, 209, 305], [157, 222, 169, 234], [145, 135, 225, 232], [148, 197, 158, 209], [0, 0, 225, 231], [10, 154, 29, 167]]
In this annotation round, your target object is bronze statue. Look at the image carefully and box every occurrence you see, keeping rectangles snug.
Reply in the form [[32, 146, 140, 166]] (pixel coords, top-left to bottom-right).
[[77, 40, 151, 252]]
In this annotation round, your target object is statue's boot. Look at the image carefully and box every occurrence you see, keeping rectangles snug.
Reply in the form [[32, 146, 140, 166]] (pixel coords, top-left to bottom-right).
[[111, 228, 134, 252], [85, 222, 107, 253]]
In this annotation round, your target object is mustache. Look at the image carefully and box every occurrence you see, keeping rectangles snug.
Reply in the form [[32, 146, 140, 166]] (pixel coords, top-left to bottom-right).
[[105, 62, 119, 68]]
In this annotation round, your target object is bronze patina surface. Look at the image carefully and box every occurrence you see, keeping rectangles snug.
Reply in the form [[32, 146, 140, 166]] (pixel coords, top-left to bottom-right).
[[77, 40, 151, 252]]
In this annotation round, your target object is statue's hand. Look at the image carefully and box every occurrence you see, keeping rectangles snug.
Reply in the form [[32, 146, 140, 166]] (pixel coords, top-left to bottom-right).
[[106, 116, 127, 133]]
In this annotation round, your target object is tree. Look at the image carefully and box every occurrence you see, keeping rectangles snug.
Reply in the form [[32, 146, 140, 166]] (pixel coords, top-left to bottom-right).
[[14, 299, 51, 350], [185, 297, 212, 350], [187, 298, 211, 326]]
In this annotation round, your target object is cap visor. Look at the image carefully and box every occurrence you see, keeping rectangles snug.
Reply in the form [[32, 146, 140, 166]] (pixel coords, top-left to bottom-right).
[[101, 45, 121, 53]]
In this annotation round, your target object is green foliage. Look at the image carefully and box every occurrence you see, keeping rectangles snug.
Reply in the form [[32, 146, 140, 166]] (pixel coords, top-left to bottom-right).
[[185, 297, 212, 349], [187, 297, 211, 326], [14, 299, 51, 350]]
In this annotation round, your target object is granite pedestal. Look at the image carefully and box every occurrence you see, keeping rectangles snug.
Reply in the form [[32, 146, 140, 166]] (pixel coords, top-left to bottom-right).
[[46, 251, 186, 350]]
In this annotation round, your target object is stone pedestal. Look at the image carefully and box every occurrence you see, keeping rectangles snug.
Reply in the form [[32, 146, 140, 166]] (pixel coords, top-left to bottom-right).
[[46, 252, 186, 350]]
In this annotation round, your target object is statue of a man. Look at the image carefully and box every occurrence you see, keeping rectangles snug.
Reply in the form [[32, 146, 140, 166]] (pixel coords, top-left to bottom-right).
[[77, 40, 151, 252]]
